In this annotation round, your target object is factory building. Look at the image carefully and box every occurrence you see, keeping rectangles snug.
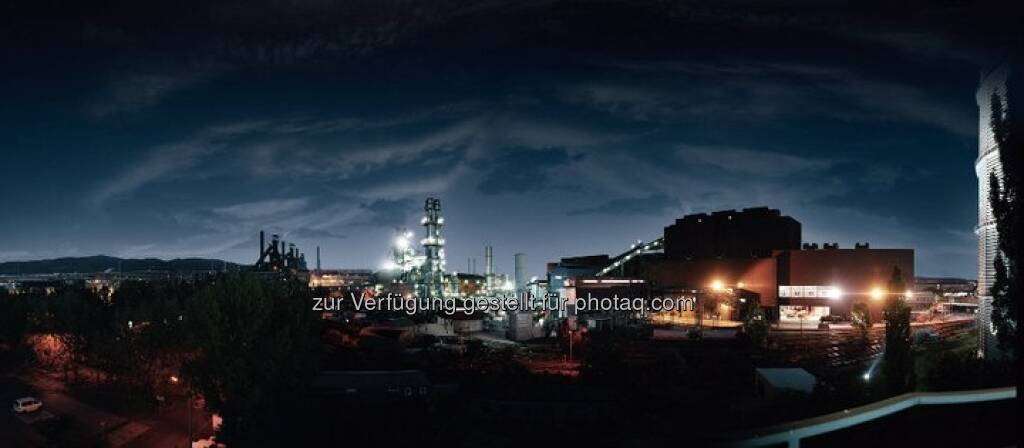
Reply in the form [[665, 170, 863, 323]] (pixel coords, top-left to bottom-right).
[[551, 208, 915, 325], [309, 269, 375, 289], [453, 273, 486, 297], [562, 277, 650, 330], [773, 246, 914, 323], [256, 231, 307, 272], [637, 245, 912, 323], [546, 255, 611, 318]]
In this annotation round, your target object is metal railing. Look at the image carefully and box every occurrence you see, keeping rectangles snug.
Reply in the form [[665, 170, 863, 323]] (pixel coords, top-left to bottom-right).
[[733, 387, 1017, 448]]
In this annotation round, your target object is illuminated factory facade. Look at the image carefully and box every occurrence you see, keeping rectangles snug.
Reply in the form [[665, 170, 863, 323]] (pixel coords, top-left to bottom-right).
[[555, 207, 914, 324], [975, 65, 1009, 358]]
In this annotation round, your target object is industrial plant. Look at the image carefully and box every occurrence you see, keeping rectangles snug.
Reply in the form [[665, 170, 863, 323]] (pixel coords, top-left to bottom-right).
[[287, 196, 933, 345]]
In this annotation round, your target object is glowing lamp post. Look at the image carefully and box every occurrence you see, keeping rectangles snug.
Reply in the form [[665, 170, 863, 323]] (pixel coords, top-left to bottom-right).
[[710, 279, 725, 292], [870, 287, 885, 301]]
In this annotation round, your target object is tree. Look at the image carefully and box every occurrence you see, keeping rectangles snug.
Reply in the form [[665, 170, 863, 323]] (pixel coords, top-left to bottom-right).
[[850, 301, 872, 339], [105, 281, 192, 394], [0, 289, 29, 346], [988, 73, 1021, 359], [739, 298, 769, 348], [48, 287, 107, 382], [183, 273, 322, 445], [882, 266, 914, 394]]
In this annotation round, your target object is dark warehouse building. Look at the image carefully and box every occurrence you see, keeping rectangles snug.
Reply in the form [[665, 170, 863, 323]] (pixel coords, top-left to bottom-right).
[[663, 207, 801, 259]]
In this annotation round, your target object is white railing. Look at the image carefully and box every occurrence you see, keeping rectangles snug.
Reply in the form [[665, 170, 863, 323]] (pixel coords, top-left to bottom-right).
[[733, 387, 1017, 448]]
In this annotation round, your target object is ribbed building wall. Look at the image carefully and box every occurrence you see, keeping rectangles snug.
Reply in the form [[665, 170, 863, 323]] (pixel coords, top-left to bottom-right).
[[976, 65, 1009, 358]]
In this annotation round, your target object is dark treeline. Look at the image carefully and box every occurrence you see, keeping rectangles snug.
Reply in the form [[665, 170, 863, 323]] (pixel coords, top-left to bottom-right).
[[0, 273, 323, 446], [1, 271, 1017, 446]]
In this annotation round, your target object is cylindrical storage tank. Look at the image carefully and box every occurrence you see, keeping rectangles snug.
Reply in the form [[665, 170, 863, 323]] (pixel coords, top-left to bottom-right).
[[514, 253, 527, 294]]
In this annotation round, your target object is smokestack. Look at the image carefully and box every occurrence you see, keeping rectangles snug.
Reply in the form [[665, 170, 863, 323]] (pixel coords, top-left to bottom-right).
[[484, 246, 493, 275], [514, 253, 527, 294], [259, 230, 265, 262], [316, 246, 321, 271]]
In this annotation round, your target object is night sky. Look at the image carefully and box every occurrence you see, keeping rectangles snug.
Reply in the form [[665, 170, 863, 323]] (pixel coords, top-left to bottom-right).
[[1, 0, 1019, 278]]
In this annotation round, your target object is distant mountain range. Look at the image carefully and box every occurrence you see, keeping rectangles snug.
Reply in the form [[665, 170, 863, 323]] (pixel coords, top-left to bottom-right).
[[0, 255, 242, 275]]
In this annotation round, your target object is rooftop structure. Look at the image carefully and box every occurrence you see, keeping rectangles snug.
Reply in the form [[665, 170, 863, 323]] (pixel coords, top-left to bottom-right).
[[664, 207, 801, 260]]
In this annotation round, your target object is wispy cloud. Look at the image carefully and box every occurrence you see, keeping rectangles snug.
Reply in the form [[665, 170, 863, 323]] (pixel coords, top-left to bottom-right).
[[0, 250, 33, 262], [567, 60, 974, 136], [569, 193, 679, 216], [476, 148, 577, 195], [87, 65, 226, 117], [213, 198, 310, 220], [88, 121, 265, 208], [677, 145, 834, 177]]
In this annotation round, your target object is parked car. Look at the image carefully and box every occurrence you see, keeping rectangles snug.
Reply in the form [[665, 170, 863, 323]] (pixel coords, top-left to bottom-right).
[[13, 397, 42, 413], [192, 437, 226, 448]]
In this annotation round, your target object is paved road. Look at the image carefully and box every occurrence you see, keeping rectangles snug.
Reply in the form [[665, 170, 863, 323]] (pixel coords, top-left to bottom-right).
[[0, 376, 47, 447], [1, 371, 211, 447], [123, 398, 213, 448], [1, 372, 132, 446]]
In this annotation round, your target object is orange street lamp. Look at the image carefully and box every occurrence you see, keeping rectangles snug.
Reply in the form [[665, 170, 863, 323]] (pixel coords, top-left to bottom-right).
[[710, 279, 725, 291], [870, 287, 885, 301]]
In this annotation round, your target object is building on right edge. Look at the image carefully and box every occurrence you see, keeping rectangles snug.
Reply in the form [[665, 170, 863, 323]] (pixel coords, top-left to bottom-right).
[[976, 64, 1009, 359]]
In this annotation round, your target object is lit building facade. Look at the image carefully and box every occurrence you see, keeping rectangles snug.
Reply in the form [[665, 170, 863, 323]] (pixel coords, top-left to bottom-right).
[[639, 246, 913, 323], [976, 65, 1009, 358]]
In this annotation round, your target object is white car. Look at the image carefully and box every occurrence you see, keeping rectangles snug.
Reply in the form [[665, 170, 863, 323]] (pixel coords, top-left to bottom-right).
[[192, 437, 226, 448], [12, 397, 42, 413]]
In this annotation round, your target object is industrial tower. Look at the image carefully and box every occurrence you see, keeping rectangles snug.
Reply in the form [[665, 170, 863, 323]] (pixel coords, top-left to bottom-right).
[[420, 197, 446, 298]]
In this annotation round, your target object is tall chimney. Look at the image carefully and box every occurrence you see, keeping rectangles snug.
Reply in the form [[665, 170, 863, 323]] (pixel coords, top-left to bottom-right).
[[259, 230, 265, 262], [316, 246, 321, 271], [484, 245, 494, 289]]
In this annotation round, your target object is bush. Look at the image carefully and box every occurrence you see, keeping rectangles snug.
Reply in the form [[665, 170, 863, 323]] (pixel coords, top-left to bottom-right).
[[912, 328, 938, 346], [850, 301, 872, 338]]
